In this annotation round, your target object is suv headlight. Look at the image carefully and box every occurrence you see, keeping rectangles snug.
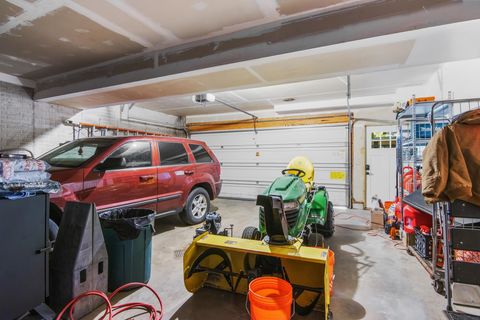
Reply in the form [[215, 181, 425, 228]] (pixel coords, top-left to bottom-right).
[[284, 201, 299, 211]]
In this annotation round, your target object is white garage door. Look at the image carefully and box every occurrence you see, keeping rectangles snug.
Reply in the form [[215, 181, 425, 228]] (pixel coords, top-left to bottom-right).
[[192, 124, 350, 206]]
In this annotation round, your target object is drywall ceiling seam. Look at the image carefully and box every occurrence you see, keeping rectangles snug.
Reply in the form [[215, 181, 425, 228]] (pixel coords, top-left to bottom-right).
[[336, 76, 348, 85], [105, 0, 180, 44], [245, 66, 268, 82], [255, 0, 280, 18], [35, 12, 423, 88], [37, 4, 480, 102], [5, 0, 35, 11], [0, 0, 64, 35], [64, 0, 152, 47], [0, 71, 36, 88], [227, 91, 250, 102]]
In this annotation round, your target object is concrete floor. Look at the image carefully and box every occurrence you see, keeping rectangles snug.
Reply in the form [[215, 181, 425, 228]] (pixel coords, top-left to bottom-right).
[[84, 198, 447, 320]]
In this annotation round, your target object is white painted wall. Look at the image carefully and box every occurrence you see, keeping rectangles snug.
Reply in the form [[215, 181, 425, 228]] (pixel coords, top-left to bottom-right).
[[440, 58, 480, 99], [0, 81, 185, 157]]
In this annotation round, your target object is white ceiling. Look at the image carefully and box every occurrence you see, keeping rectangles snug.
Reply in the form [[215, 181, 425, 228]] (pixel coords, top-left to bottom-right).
[[137, 64, 440, 116], [132, 19, 480, 117], [0, 0, 366, 79]]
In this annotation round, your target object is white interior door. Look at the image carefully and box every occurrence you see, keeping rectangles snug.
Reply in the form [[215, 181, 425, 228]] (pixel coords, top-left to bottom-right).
[[192, 124, 350, 206], [366, 126, 397, 205]]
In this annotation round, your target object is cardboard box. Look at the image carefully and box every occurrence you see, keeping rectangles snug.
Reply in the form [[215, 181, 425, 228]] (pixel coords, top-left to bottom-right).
[[371, 209, 384, 229]]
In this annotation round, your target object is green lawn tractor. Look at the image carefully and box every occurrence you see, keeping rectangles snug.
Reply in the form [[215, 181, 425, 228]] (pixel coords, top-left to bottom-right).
[[242, 156, 335, 246], [183, 156, 335, 318]]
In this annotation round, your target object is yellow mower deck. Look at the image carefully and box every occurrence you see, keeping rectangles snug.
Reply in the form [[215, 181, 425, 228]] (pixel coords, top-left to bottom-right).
[[184, 233, 331, 319]]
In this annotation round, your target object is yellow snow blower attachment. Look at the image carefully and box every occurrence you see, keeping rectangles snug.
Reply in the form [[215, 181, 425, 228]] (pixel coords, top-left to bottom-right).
[[183, 195, 333, 318]]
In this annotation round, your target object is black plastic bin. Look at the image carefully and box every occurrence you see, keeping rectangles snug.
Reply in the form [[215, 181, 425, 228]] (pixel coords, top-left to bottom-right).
[[415, 227, 433, 259], [99, 208, 155, 291]]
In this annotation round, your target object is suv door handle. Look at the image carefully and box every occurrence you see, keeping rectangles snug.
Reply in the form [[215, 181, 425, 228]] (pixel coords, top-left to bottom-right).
[[184, 170, 194, 175], [139, 175, 155, 182]]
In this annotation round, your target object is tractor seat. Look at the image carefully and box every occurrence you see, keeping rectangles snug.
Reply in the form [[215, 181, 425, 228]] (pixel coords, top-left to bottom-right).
[[286, 156, 315, 191]]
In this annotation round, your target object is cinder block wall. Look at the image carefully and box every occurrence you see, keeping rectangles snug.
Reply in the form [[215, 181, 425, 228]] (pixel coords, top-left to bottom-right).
[[0, 81, 185, 157]]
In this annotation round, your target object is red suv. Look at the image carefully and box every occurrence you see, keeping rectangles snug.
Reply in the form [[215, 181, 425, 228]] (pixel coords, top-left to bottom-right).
[[40, 136, 221, 226]]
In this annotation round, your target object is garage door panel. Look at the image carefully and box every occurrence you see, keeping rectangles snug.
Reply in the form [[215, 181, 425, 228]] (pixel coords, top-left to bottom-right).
[[194, 131, 256, 146], [254, 126, 348, 144], [197, 126, 348, 147], [220, 183, 266, 200], [192, 124, 349, 206], [211, 147, 347, 164], [220, 182, 348, 205], [220, 166, 346, 187]]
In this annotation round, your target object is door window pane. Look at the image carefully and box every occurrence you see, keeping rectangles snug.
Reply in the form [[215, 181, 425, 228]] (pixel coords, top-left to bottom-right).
[[105, 141, 152, 169], [189, 144, 213, 163], [158, 142, 189, 165], [371, 131, 397, 149]]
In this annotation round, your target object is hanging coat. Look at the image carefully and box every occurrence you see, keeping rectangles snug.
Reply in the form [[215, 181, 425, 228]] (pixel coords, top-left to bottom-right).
[[422, 109, 480, 206]]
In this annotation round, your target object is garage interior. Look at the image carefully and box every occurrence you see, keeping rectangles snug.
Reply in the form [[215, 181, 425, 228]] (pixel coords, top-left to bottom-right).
[[1, 0, 480, 319]]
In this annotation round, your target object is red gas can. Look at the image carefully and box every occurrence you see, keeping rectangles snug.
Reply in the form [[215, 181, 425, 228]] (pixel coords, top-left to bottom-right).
[[403, 205, 432, 234]]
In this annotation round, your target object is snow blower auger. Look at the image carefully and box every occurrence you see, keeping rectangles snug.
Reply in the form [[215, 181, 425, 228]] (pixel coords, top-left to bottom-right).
[[183, 157, 334, 319]]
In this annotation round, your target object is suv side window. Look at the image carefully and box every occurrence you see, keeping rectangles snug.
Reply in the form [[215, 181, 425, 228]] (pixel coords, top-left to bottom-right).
[[104, 141, 152, 169], [189, 144, 213, 163], [158, 142, 189, 165]]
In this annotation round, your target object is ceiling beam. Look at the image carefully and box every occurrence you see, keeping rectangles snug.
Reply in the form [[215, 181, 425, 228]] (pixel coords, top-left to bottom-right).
[[34, 0, 480, 102], [0, 72, 36, 88]]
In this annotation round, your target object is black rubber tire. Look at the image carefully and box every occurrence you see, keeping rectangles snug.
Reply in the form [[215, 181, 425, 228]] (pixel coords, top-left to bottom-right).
[[48, 219, 59, 242], [306, 232, 325, 248], [433, 279, 445, 295], [295, 290, 321, 316], [49, 203, 62, 226], [180, 187, 211, 225], [317, 201, 335, 238], [242, 226, 261, 240]]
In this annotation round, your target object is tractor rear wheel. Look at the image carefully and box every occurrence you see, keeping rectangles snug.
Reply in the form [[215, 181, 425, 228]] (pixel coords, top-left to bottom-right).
[[242, 226, 261, 240], [306, 232, 325, 247], [317, 201, 335, 238]]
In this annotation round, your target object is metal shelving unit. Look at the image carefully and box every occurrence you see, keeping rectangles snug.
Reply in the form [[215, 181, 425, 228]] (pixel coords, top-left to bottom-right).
[[396, 97, 446, 294], [396, 97, 480, 297], [429, 99, 480, 319], [396, 97, 443, 202]]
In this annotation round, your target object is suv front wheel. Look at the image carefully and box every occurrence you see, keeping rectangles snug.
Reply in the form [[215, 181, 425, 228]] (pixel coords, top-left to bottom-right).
[[180, 187, 210, 225]]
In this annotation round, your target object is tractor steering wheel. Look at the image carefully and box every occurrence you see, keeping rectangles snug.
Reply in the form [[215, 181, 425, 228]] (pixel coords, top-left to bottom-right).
[[282, 168, 306, 178]]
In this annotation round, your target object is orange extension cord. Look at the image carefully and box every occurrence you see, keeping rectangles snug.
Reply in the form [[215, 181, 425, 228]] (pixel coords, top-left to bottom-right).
[[55, 282, 163, 320]]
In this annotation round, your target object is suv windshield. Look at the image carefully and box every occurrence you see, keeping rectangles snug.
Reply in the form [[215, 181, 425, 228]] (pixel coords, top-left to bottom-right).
[[40, 138, 117, 168]]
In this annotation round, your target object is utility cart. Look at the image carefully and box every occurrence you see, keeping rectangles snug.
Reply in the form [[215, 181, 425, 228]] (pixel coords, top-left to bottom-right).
[[397, 97, 480, 298], [396, 97, 450, 293], [429, 99, 480, 319]]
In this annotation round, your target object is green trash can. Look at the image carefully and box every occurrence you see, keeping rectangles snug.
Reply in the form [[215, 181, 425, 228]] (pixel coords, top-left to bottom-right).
[[99, 208, 155, 292]]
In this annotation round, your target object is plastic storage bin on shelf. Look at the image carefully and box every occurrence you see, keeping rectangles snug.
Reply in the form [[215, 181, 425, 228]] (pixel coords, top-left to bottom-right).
[[415, 227, 433, 259], [99, 208, 155, 292], [403, 205, 432, 234]]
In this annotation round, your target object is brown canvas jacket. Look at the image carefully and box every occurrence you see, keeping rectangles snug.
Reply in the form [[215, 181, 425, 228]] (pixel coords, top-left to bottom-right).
[[422, 109, 480, 206]]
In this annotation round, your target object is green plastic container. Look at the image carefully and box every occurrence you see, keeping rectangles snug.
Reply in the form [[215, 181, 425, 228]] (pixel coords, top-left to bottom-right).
[[102, 225, 153, 292]]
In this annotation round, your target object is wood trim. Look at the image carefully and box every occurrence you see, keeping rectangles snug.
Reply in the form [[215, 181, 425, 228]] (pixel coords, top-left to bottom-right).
[[187, 112, 352, 132]]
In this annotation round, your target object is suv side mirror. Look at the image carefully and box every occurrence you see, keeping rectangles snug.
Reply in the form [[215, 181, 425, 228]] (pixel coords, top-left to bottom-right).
[[95, 157, 126, 171]]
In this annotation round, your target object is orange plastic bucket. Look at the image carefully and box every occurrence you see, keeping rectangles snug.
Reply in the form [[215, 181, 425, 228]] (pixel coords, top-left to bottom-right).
[[248, 277, 293, 320], [328, 250, 335, 296]]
